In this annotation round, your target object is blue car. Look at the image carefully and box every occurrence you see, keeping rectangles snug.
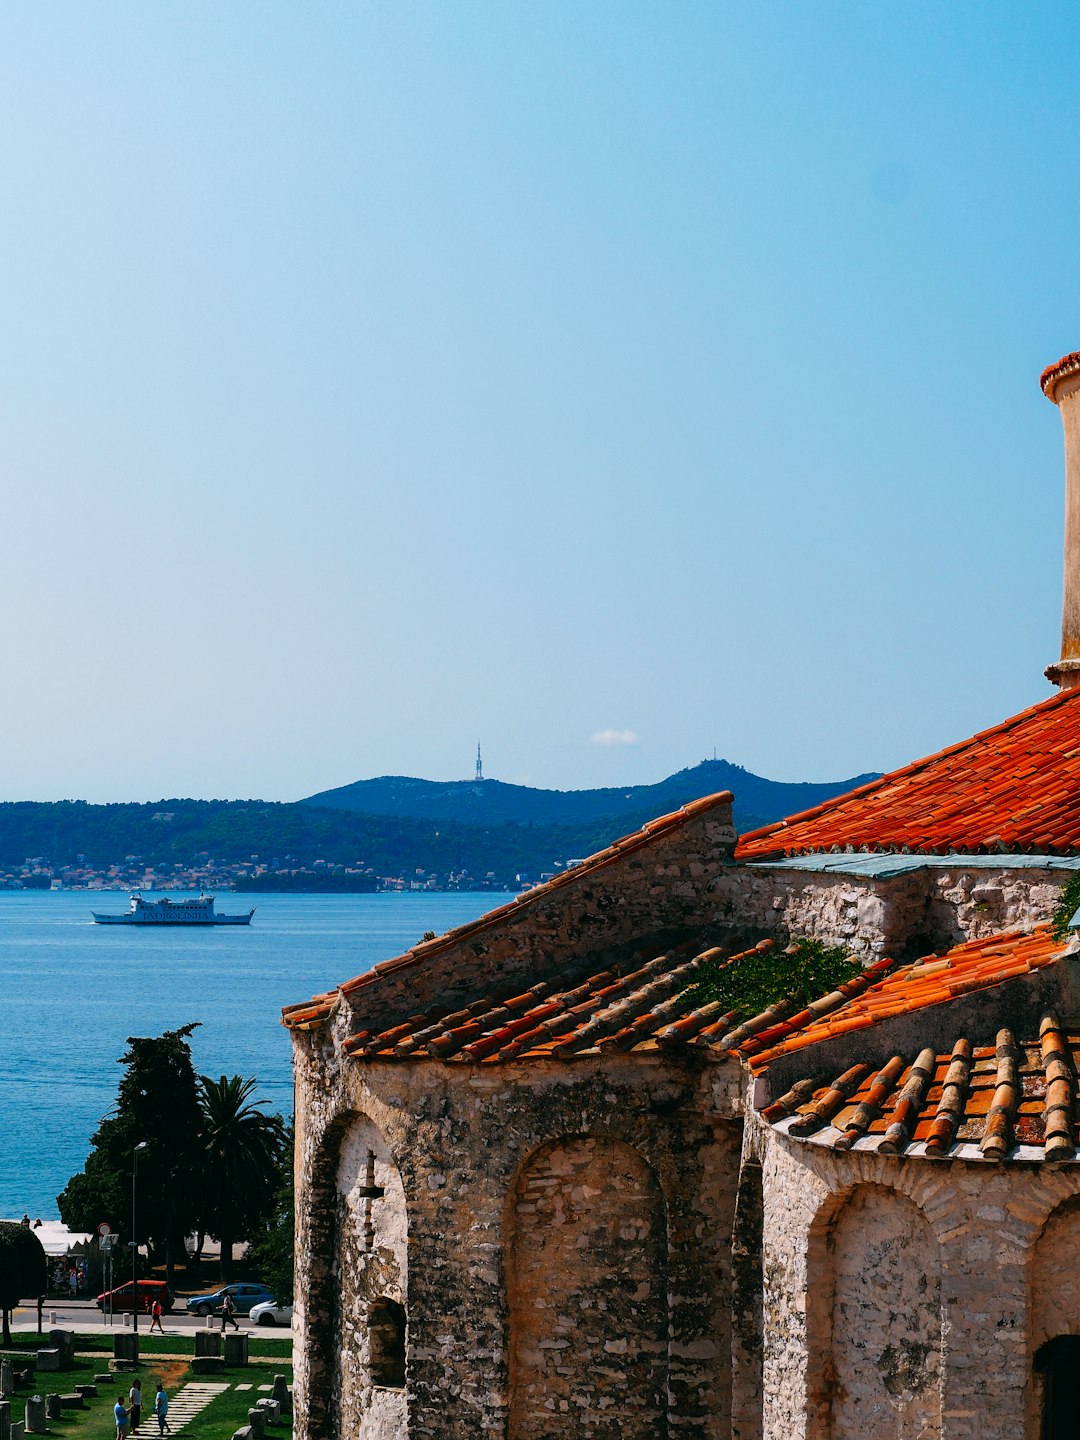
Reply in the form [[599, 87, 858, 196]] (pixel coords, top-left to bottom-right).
[[185, 1282, 275, 1317]]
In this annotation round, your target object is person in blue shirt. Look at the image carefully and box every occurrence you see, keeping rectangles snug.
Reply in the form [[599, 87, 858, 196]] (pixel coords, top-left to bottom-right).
[[154, 1384, 171, 1435], [114, 1396, 130, 1438]]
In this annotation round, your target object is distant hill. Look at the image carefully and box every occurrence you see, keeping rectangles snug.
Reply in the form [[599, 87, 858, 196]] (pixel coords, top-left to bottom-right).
[[0, 799, 705, 888], [302, 759, 880, 833], [0, 760, 881, 892]]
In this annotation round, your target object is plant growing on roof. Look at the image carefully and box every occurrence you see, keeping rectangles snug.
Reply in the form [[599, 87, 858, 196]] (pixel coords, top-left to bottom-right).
[[1050, 871, 1080, 941], [683, 937, 862, 1024]]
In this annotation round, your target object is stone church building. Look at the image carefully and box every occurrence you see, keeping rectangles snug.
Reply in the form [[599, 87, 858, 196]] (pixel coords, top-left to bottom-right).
[[283, 352, 1080, 1440]]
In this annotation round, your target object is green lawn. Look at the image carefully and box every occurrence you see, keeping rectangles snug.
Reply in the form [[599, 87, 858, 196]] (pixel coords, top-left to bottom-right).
[[174, 1377, 294, 1440], [3, 1331, 292, 1359], [0, 1348, 294, 1439]]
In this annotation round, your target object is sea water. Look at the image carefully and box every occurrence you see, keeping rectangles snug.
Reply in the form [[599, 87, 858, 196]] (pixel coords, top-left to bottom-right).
[[0, 889, 499, 1218]]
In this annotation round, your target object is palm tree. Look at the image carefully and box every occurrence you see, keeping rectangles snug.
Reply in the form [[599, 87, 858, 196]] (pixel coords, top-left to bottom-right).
[[198, 1075, 287, 1278]]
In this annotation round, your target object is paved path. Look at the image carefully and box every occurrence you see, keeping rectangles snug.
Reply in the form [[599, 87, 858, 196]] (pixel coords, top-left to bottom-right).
[[154, 1380, 229, 1433], [147, 1381, 281, 1433]]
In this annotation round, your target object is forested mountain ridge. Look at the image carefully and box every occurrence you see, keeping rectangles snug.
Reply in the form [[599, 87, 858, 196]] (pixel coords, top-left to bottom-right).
[[0, 799, 654, 883], [0, 759, 880, 889], [302, 758, 880, 832]]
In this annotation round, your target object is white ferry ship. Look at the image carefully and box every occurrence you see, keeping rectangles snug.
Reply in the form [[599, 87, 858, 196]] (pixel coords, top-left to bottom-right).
[[91, 893, 255, 926]]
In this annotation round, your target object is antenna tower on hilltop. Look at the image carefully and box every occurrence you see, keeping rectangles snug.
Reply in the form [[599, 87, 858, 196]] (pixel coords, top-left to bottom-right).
[[475, 741, 484, 782]]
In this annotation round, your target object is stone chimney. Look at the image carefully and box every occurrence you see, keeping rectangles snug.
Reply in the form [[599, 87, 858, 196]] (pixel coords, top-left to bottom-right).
[[1042, 351, 1080, 688]]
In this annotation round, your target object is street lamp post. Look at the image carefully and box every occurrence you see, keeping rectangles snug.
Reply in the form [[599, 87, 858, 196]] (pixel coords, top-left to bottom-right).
[[132, 1141, 148, 1334]]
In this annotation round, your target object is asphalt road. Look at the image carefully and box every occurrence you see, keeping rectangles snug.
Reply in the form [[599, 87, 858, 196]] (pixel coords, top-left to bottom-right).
[[11, 1298, 294, 1337]]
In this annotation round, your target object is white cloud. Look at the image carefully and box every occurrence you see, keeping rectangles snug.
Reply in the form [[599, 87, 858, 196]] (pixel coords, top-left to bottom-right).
[[590, 728, 639, 746]]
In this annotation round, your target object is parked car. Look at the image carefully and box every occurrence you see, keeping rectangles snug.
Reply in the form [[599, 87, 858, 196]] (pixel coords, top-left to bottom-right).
[[96, 1280, 174, 1314], [185, 1282, 275, 1317], [249, 1299, 294, 1327]]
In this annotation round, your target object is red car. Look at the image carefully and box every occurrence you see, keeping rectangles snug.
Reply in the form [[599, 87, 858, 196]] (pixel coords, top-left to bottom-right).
[[95, 1279, 174, 1314]]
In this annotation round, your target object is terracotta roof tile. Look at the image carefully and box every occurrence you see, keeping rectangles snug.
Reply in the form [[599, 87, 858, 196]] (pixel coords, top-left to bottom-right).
[[1042, 351, 1080, 401], [766, 1013, 1080, 1164], [341, 942, 757, 1062], [282, 790, 735, 1029], [736, 688, 1080, 859], [748, 926, 1065, 1069]]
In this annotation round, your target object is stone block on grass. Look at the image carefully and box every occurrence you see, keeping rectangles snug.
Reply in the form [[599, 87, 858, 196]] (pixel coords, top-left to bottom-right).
[[44, 1395, 61, 1422], [246, 1407, 266, 1438], [73, 1384, 97, 1399], [0, 1398, 11, 1440], [47, 1332, 75, 1368], [58, 1394, 83, 1410], [194, 1330, 221, 1357], [270, 1375, 291, 1414], [224, 1333, 249, 1367], [23, 1397, 45, 1434], [11, 1420, 24, 1440], [257, 1397, 280, 1424], [190, 1356, 225, 1375], [113, 1333, 139, 1363], [231, 1429, 254, 1440]]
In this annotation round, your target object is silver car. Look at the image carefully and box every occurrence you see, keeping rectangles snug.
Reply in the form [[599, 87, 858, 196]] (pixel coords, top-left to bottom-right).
[[249, 1298, 294, 1327]]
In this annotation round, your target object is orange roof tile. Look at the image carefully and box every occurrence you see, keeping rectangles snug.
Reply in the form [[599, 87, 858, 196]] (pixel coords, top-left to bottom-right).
[[294, 919, 1072, 1090], [748, 926, 1064, 1069], [341, 943, 755, 1062], [736, 688, 1080, 860], [1042, 351, 1080, 401], [281, 790, 734, 1030], [764, 1013, 1078, 1164]]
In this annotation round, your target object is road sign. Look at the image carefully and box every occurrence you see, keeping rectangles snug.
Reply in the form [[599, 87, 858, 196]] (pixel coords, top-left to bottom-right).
[[97, 1222, 112, 1237]]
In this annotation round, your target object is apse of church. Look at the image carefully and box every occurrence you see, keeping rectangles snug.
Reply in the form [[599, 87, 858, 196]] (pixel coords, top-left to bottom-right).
[[284, 355, 1080, 1439]]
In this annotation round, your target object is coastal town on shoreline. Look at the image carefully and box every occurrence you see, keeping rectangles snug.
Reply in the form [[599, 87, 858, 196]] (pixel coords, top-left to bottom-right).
[[0, 854, 539, 895]]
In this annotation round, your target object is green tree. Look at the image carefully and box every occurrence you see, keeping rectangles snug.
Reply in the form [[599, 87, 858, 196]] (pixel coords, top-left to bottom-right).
[[57, 1025, 206, 1287], [246, 1123, 294, 1304], [197, 1074, 287, 1278], [0, 1222, 47, 1346]]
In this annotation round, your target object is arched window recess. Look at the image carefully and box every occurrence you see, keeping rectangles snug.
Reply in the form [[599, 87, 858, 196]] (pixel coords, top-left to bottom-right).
[[369, 1296, 406, 1390]]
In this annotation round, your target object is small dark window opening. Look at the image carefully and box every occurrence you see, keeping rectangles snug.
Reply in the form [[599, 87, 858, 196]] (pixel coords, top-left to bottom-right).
[[369, 1297, 406, 1388], [1035, 1335, 1080, 1440]]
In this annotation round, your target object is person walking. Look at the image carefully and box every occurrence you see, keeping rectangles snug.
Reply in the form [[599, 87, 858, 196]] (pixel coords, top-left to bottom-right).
[[114, 1396, 130, 1440], [154, 1383, 171, 1435], [128, 1379, 143, 1434], [149, 1298, 165, 1334], [220, 1290, 239, 1331]]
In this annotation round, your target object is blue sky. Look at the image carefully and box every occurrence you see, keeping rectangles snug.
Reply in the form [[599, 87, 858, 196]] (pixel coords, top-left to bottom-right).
[[2, 3, 1079, 802]]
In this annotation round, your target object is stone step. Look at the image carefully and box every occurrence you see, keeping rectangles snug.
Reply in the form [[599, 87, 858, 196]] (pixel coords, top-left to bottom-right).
[[158, 1381, 231, 1434]]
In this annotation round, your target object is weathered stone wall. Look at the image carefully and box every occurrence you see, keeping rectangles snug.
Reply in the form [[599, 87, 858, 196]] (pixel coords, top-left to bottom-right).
[[924, 869, 1066, 945], [752, 1108, 1080, 1440], [291, 1031, 740, 1440], [718, 868, 923, 958], [730, 1160, 764, 1440], [339, 802, 739, 1037], [1030, 1195, 1080, 1436], [330, 853, 1071, 1075], [336, 1118, 408, 1440], [725, 865, 1071, 962], [1032, 1195, 1080, 1353], [825, 1185, 941, 1440], [508, 1136, 667, 1439], [290, 1101, 408, 1440]]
